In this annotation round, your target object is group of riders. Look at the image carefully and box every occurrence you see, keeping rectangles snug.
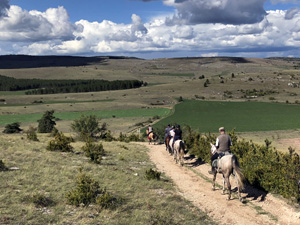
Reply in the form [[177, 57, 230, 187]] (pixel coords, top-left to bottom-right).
[[147, 124, 232, 174]]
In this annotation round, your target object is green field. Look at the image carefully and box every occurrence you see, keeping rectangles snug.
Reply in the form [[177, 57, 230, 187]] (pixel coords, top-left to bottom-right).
[[0, 108, 171, 126], [155, 100, 300, 132]]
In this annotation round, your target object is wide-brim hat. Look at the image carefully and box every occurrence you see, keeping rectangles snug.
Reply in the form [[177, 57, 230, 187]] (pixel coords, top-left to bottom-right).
[[219, 127, 225, 132]]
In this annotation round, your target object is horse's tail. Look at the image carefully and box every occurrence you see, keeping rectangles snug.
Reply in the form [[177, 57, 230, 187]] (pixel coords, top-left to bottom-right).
[[178, 140, 184, 153], [232, 155, 244, 190]]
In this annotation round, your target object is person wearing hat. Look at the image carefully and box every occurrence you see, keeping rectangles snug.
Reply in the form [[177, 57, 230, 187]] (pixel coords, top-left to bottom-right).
[[208, 127, 232, 174], [164, 124, 171, 143], [169, 126, 175, 140], [173, 124, 182, 147], [147, 125, 153, 140]]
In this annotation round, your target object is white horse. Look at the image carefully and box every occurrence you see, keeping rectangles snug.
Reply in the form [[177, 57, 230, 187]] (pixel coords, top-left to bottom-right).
[[169, 139, 185, 166], [210, 144, 244, 201]]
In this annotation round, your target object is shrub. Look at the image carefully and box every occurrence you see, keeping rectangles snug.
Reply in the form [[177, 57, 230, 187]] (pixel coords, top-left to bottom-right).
[[145, 168, 161, 180], [66, 170, 116, 209], [25, 126, 39, 141], [66, 171, 102, 207], [38, 110, 56, 133], [0, 160, 7, 171], [269, 96, 276, 101], [47, 132, 73, 152], [184, 128, 300, 202], [82, 139, 105, 164], [118, 132, 144, 142], [71, 114, 107, 140], [50, 127, 59, 137], [96, 191, 117, 210], [25, 193, 56, 208], [3, 122, 22, 134]]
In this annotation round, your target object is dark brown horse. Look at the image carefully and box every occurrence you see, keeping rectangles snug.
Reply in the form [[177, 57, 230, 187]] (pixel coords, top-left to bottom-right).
[[165, 136, 172, 153]]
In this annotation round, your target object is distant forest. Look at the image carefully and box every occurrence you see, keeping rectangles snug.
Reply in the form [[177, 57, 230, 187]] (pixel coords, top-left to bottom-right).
[[0, 75, 144, 95]]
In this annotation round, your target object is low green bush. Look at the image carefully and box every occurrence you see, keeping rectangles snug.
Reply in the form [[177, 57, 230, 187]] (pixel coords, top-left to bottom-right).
[[184, 127, 300, 202], [3, 122, 22, 134], [25, 126, 39, 141], [0, 160, 7, 171], [118, 133, 144, 143], [145, 168, 161, 181], [66, 170, 117, 209], [46, 132, 73, 152], [24, 193, 56, 208], [82, 139, 105, 164]]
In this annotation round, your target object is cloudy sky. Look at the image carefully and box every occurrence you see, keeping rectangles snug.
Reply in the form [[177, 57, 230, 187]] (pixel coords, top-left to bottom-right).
[[0, 0, 300, 58]]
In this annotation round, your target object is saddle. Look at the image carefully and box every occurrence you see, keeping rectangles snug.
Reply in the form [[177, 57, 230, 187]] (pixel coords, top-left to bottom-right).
[[212, 152, 231, 172]]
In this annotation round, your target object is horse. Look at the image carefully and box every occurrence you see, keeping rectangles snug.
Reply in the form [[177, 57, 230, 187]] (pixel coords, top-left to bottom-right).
[[211, 145, 244, 201], [170, 139, 185, 166], [146, 130, 159, 145], [165, 135, 172, 153]]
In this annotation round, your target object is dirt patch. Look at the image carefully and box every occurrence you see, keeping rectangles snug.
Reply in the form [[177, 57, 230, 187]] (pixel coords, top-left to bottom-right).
[[278, 138, 300, 152], [141, 143, 300, 225]]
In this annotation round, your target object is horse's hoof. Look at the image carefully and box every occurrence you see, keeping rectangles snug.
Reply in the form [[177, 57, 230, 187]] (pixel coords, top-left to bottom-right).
[[212, 187, 215, 191], [226, 198, 230, 201]]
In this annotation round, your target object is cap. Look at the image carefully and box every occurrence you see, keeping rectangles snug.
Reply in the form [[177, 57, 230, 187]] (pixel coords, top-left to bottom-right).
[[219, 127, 225, 132], [176, 124, 180, 128]]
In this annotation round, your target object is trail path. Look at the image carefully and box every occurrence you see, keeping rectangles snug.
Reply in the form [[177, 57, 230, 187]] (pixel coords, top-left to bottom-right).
[[141, 143, 300, 225]]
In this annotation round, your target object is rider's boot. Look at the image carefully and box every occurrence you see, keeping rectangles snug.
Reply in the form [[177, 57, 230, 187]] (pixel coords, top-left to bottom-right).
[[208, 166, 216, 174]]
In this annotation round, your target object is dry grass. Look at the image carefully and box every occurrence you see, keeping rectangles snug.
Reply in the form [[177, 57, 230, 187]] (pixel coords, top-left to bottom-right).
[[0, 133, 214, 225]]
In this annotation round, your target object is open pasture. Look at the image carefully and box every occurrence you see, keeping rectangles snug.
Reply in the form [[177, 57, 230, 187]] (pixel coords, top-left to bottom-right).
[[155, 100, 300, 133], [0, 134, 213, 224]]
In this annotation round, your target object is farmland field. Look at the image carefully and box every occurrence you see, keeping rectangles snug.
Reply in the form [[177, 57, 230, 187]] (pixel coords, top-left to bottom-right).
[[0, 108, 171, 126], [154, 100, 300, 133]]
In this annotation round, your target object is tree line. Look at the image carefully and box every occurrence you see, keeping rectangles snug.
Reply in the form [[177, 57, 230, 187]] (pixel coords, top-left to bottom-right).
[[0, 75, 144, 94]]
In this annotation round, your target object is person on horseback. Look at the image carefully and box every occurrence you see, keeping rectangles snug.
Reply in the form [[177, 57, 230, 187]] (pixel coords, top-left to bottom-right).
[[164, 124, 171, 143], [173, 124, 182, 148], [208, 127, 232, 174], [169, 126, 175, 141], [147, 125, 153, 141]]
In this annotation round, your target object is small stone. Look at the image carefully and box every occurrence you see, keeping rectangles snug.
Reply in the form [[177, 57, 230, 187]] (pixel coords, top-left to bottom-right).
[[9, 167, 20, 171]]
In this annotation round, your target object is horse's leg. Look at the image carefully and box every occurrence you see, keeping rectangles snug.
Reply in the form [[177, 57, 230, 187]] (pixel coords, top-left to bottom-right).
[[224, 175, 231, 200], [222, 175, 226, 194], [234, 171, 242, 201], [212, 172, 217, 190], [180, 147, 184, 166]]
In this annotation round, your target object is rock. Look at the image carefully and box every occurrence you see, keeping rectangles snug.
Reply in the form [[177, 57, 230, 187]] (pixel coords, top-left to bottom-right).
[[9, 167, 20, 171]]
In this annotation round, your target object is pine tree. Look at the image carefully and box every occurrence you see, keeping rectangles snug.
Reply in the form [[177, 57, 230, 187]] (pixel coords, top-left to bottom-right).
[[38, 110, 56, 133]]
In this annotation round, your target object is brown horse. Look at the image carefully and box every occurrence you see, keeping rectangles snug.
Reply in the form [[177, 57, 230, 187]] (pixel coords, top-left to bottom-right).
[[211, 152, 244, 201], [165, 136, 172, 153], [146, 131, 159, 144]]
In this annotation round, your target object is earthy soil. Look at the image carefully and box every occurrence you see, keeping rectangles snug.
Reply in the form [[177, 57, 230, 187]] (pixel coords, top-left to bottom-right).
[[141, 143, 300, 225]]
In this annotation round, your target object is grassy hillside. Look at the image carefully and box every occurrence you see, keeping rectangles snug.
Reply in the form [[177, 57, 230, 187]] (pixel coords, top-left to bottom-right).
[[154, 100, 300, 132], [0, 134, 214, 225]]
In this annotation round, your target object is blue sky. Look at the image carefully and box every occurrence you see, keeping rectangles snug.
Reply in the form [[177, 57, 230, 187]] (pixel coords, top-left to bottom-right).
[[1, 0, 300, 58]]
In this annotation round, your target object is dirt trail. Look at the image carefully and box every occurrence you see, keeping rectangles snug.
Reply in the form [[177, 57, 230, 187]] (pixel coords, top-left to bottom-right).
[[141, 143, 300, 225]]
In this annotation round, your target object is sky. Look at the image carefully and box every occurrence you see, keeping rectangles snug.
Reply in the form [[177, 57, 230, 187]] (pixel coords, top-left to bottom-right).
[[0, 0, 300, 58]]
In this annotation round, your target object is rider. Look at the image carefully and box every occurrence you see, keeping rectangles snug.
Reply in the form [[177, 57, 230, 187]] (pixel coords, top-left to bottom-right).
[[169, 126, 175, 142], [147, 125, 153, 140], [164, 124, 171, 143], [208, 127, 232, 174], [173, 124, 182, 147]]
